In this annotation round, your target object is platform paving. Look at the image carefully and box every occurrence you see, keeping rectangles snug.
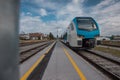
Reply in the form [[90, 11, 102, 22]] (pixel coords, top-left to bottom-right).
[[42, 41, 111, 80]]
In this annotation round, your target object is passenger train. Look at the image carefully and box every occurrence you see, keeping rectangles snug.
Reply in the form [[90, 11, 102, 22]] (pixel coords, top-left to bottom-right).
[[63, 17, 100, 48]]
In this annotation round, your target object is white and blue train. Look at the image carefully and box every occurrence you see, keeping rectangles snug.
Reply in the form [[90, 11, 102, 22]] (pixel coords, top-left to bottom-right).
[[63, 17, 100, 48]]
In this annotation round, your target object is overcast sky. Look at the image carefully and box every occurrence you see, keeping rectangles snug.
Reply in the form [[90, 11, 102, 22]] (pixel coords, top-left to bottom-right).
[[20, 0, 120, 36]]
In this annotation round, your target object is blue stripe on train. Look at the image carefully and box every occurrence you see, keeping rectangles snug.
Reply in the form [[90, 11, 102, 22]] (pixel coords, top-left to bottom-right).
[[73, 17, 100, 39]]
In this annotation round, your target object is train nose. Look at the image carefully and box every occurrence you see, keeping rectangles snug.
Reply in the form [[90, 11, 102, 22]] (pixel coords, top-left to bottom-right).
[[83, 39, 95, 48], [86, 41, 91, 47], [86, 41, 89, 44]]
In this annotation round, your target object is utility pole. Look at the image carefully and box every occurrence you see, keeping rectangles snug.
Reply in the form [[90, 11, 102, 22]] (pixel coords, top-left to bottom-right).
[[57, 27, 58, 39], [56, 27, 60, 39]]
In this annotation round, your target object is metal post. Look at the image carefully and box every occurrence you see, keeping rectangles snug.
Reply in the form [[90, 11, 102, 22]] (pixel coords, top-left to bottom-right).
[[0, 0, 19, 80], [57, 28, 58, 39]]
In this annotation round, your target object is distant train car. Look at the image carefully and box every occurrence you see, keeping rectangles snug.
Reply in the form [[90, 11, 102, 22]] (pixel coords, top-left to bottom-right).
[[64, 17, 100, 48]]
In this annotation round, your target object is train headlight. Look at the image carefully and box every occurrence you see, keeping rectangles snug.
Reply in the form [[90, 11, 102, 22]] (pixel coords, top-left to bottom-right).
[[77, 35, 84, 40], [95, 34, 100, 40], [79, 36, 84, 39], [78, 35, 84, 39]]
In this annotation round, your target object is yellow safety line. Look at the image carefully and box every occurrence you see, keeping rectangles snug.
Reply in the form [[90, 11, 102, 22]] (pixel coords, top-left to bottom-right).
[[20, 42, 55, 80], [20, 55, 45, 80], [63, 47, 86, 80], [45, 42, 55, 54]]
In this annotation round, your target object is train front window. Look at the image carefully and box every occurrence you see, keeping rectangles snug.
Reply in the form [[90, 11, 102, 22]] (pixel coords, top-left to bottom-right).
[[77, 19, 97, 31]]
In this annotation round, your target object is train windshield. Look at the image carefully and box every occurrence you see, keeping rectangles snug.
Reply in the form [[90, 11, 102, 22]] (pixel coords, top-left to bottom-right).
[[77, 19, 97, 31]]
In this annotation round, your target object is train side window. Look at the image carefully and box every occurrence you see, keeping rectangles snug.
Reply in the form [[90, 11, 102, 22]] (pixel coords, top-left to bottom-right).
[[71, 23, 74, 31], [67, 27, 70, 34]]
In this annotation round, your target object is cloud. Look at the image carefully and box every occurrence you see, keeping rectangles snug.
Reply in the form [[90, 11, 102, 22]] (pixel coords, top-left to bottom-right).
[[19, 14, 68, 36], [88, 0, 120, 36], [26, 12, 32, 15], [33, 0, 60, 10], [20, 0, 120, 36], [20, 15, 43, 33], [39, 8, 47, 16]]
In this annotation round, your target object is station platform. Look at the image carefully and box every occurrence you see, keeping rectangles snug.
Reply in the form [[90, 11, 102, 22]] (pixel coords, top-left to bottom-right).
[[42, 41, 110, 80], [20, 41, 111, 80]]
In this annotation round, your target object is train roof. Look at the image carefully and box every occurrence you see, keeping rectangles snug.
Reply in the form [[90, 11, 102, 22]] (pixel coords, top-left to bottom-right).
[[73, 17, 93, 20]]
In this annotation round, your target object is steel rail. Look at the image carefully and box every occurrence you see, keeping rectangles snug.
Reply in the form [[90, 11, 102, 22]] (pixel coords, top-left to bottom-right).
[[78, 50, 120, 80], [20, 41, 53, 63]]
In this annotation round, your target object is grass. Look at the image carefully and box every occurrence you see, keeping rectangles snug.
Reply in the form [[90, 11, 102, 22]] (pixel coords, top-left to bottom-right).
[[93, 46, 120, 58], [101, 40, 120, 46]]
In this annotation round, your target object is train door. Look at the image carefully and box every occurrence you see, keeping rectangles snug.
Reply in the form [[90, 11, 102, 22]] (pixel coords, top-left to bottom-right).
[[70, 22, 77, 47], [67, 26, 71, 45]]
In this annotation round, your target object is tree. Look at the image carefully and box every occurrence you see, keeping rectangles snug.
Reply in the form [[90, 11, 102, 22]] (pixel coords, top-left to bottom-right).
[[110, 35, 114, 40], [49, 32, 55, 40]]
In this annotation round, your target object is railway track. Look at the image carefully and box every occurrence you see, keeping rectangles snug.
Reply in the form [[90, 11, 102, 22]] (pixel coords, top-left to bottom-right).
[[100, 44, 120, 48], [19, 41, 47, 47], [61, 41, 120, 80], [20, 41, 53, 63], [78, 50, 120, 80]]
